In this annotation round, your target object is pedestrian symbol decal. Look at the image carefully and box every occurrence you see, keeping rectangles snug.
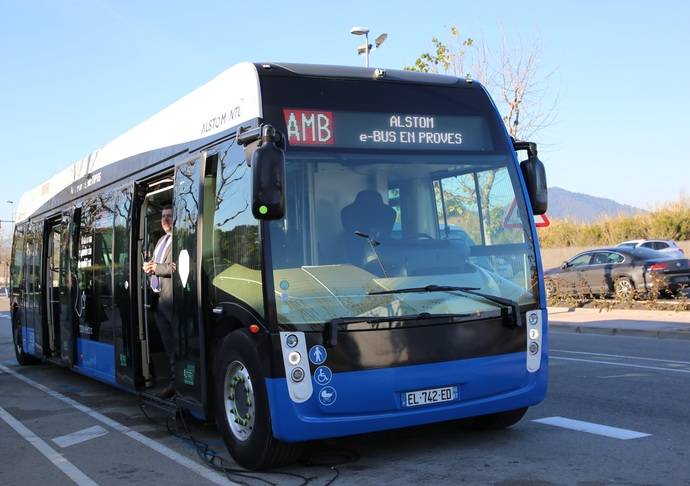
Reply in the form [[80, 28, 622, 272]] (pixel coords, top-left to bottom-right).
[[309, 345, 327, 365], [314, 366, 332, 386], [318, 386, 337, 406]]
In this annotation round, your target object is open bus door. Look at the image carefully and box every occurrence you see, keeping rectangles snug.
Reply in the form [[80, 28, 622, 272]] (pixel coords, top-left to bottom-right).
[[23, 221, 44, 357], [44, 215, 72, 362], [57, 208, 80, 367], [170, 158, 205, 414], [134, 174, 175, 391], [132, 159, 206, 414]]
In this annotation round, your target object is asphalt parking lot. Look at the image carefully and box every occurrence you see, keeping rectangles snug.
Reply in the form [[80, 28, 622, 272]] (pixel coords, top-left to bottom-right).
[[1, 304, 689, 485]]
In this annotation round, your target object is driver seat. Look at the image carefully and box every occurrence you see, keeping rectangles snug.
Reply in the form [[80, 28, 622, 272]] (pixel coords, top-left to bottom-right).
[[340, 190, 397, 267]]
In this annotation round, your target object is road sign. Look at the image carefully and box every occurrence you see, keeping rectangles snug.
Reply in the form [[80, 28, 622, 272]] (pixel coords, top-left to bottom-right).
[[503, 200, 550, 228], [534, 213, 550, 227], [503, 200, 521, 228]]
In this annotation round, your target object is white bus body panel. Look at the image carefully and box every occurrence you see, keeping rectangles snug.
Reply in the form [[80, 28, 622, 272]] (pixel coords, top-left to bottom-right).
[[16, 62, 262, 222]]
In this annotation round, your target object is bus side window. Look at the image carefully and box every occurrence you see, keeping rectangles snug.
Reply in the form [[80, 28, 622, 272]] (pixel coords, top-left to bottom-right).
[[207, 140, 264, 316], [78, 194, 115, 343]]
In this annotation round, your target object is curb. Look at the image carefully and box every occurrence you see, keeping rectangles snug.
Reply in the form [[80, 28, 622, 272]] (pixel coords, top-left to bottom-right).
[[547, 307, 575, 314], [549, 322, 690, 340]]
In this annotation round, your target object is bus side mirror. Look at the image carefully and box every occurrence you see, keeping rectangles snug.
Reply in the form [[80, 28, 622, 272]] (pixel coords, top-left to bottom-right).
[[515, 141, 548, 215], [251, 127, 286, 220]]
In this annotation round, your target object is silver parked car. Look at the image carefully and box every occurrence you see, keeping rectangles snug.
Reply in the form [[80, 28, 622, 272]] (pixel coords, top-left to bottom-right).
[[617, 239, 684, 258]]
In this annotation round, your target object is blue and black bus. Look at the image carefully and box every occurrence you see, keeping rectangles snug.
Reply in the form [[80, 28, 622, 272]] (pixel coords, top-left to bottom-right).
[[10, 62, 548, 469]]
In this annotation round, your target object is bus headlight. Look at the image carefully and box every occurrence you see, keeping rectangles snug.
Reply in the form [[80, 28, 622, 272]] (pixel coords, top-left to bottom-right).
[[288, 351, 301, 366], [529, 328, 540, 340], [529, 342, 539, 355]]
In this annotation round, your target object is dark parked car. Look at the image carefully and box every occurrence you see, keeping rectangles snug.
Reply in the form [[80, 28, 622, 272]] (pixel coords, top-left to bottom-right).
[[544, 247, 690, 299]]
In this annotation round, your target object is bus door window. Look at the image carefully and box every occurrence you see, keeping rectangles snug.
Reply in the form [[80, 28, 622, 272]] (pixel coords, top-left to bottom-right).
[[76, 195, 115, 345], [46, 219, 64, 357], [25, 222, 44, 356], [10, 224, 27, 345], [171, 159, 204, 397], [206, 141, 263, 316], [113, 186, 134, 384]]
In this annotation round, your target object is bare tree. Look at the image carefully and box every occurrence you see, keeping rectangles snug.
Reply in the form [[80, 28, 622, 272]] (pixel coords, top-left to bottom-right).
[[406, 26, 557, 242], [406, 25, 556, 141]]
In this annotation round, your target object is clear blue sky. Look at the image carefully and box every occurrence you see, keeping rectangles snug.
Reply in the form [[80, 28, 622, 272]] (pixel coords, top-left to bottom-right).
[[2, 0, 689, 227]]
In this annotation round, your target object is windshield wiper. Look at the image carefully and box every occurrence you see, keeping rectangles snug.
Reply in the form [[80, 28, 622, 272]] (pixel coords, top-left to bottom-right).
[[368, 284, 523, 329], [354, 231, 388, 278], [322, 311, 471, 348]]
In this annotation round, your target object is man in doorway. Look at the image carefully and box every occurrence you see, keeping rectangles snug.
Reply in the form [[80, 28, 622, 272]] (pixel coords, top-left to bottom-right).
[[143, 205, 176, 399]]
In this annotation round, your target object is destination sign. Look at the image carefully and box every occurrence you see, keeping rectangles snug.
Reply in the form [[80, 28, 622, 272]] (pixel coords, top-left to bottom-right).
[[283, 109, 493, 151]]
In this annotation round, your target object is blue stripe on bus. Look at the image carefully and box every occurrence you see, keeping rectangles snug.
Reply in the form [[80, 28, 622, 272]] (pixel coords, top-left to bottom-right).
[[75, 338, 116, 385], [266, 349, 548, 442], [23, 326, 35, 356]]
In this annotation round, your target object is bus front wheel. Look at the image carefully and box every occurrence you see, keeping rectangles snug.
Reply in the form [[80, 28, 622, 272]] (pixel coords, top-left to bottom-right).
[[464, 407, 528, 430], [213, 330, 303, 470]]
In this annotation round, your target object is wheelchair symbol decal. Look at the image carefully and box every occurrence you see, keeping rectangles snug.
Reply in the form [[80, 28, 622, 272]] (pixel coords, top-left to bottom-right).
[[314, 366, 332, 386]]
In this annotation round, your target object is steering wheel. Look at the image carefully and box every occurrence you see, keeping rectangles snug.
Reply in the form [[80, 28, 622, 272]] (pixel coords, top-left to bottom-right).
[[411, 233, 434, 239]]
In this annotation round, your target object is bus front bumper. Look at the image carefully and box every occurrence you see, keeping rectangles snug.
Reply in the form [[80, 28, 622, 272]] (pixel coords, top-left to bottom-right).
[[265, 351, 548, 442]]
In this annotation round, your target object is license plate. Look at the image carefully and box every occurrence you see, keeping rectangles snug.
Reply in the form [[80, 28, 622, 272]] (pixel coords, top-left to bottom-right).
[[402, 386, 457, 408]]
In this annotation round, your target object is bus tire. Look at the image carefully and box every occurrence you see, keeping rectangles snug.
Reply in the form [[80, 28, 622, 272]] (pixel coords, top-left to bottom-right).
[[12, 322, 40, 366], [464, 407, 528, 430], [213, 330, 303, 470]]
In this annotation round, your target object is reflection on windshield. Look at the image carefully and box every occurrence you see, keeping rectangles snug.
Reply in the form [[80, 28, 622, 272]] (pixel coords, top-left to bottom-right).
[[263, 153, 538, 324]]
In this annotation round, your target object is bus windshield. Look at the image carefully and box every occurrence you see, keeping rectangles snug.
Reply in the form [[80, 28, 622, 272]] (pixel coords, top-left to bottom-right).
[[268, 151, 539, 325]]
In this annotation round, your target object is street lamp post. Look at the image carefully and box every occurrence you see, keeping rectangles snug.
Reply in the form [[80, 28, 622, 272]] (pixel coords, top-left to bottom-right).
[[350, 27, 387, 67], [6, 200, 14, 223], [2, 201, 13, 291]]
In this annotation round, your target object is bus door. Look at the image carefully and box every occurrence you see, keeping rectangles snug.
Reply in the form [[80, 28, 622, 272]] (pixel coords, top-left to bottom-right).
[[45, 217, 68, 359], [23, 221, 44, 357], [60, 209, 79, 367], [113, 186, 135, 387], [135, 175, 174, 389], [170, 158, 204, 411]]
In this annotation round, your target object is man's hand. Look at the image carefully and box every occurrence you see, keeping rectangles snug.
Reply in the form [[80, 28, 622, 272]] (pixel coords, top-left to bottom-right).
[[142, 261, 157, 275]]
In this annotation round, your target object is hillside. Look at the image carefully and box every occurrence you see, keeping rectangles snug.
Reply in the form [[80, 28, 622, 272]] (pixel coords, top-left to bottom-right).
[[547, 186, 643, 222]]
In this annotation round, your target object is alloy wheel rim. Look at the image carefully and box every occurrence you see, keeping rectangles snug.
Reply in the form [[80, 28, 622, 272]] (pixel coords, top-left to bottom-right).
[[616, 279, 633, 297], [223, 360, 255, 442]]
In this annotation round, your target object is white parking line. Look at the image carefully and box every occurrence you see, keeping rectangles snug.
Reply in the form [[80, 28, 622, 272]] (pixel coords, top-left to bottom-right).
[[0, 405, 98, 486], [552, 356, 690, 374], [0, 364, 235, 486], [552, 349, 690, 365], [53, 425, 109, 448], [533, 416, 651, 440]]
